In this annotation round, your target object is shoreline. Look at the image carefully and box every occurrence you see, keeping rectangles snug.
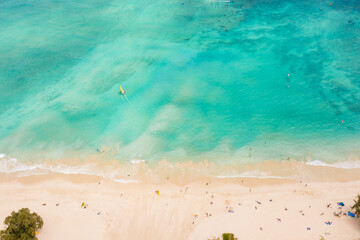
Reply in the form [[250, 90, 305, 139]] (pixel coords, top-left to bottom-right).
[[2, 153, 360, 185], [1, 171, 360, 239]]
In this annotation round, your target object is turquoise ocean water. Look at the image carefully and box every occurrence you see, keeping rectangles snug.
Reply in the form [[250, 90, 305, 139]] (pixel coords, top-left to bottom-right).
[[0, 0, 360, 171]]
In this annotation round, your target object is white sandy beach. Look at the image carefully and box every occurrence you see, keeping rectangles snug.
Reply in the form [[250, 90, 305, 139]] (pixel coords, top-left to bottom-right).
[[0, 170, 360, 240]]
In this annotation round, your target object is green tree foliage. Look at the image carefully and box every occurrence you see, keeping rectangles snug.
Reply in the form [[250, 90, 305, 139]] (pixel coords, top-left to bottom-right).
[[351, 194, 360, 218], [222, 233, 237, 240], [0, 208, 43, 240]]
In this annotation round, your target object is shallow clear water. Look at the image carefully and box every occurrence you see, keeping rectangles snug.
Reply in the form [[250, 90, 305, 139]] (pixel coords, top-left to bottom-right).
[[0, 0, 360, 164]]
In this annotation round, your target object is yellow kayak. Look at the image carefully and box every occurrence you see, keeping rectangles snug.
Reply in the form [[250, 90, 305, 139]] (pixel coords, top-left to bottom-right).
[[120, 85, 125, 94]]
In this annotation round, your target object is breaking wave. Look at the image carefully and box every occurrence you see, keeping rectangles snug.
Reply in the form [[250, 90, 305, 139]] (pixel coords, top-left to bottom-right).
[[305, 160, 360, 169]]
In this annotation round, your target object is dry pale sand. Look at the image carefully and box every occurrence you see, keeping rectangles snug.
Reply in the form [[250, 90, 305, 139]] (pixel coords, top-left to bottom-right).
[[0, 172, 360, 240]]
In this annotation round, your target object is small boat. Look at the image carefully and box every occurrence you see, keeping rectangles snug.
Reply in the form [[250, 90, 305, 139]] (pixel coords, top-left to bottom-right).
[[119, 85, 130, 103], [120, 85, 125, 94]]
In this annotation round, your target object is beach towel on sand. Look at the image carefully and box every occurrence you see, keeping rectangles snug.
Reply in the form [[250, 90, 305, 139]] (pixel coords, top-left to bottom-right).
[[348, 212, 355, 218]]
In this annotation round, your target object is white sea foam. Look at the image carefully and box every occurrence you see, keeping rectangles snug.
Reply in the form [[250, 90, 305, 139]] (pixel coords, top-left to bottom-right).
[[113, 179, 139, 183], [0, 154, 38, 173], [306, 160, 360, 169], [0, 153, 138, 183], [2, 153, 360, 183], [130, 159, 145, 164], [216, 171, 290, 179]]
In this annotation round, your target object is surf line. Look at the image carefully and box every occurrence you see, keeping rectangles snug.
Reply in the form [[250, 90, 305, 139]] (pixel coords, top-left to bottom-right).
[[120, 85, 130, 104]]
